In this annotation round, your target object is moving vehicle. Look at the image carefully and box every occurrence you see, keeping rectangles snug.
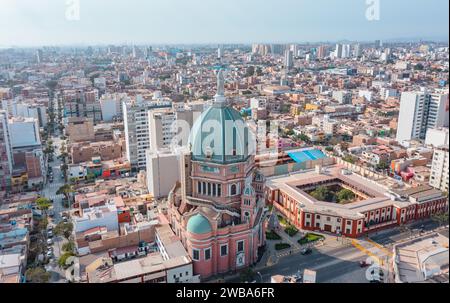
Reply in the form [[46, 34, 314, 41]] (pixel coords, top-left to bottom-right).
[[301, 248, 312, 255]]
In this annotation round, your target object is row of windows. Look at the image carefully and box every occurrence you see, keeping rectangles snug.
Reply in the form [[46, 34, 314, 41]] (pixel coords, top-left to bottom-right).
[[192, 241, 245, 261], [197, 182, 222, 197]]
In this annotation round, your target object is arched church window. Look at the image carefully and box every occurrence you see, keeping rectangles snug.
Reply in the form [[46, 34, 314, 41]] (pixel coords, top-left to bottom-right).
[[230, 184, 237, 196]]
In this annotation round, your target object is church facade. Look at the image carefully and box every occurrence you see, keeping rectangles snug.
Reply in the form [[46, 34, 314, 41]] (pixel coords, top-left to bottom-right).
[[166, 70, 266, 279]]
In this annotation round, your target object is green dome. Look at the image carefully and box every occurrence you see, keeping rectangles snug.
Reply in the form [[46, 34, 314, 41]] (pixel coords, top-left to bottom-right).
[[187, 214, 212, 234], [189, 104, 251, 164]]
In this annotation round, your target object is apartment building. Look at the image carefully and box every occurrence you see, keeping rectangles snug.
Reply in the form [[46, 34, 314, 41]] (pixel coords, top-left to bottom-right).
[[123, 97, 172, 171], [429, 146, 449, 193], [396, 91, 449, 145]]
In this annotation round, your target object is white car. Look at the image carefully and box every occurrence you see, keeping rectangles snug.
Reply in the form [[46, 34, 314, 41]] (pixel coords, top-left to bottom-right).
[[47, 238, 54, 245]]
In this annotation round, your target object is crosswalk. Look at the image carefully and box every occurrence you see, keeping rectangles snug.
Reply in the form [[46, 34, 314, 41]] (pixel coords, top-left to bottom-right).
[[46, 194, 65, 201]]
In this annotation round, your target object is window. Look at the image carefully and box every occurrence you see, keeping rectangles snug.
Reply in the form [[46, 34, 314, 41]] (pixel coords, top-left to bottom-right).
[[326, 217, 331, 222], [197, 182, 201, 194], [316, 215, 321, 219], [217, 184, 222, 197], [306, 214, 311, 219], [192, 249, 200, 261], [220, 244, 228, 256], [237, 240, 244, 253], [205, 248, 211, 260], [230, 184, 237, 196], [346, 229, 351, 234], [316, 223, 320, 228], [186, 271, 189, 276]]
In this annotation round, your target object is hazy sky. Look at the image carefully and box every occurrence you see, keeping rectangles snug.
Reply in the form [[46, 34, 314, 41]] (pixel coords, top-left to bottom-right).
[[0, 0, 448, 46]]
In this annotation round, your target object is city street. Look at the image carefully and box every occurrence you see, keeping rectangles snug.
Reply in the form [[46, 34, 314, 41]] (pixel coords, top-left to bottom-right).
[[41, 94, 68, 282]]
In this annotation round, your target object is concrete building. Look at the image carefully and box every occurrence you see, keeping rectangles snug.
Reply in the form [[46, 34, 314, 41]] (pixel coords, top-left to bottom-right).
[[396, 91, 449, 145], [8, 117, 41, 148], [425, 128, 449, 147], [146, 149, 180, 199], [73, 200, 119, 233], [123, 97, 172, 171], [332, 91, 352, 104], [267, 164, 448, 238], [0, 110, 13, 190], [65, 117, 95, 143], [99, 93, 128, 122], [429, 146, 449, 193]]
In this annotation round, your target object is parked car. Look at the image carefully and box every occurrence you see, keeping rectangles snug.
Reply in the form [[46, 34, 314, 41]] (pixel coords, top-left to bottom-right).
[[46, 250, 53, 258], [47, 238, 54, 245], [359, 261, 370, 268], [47, 230, 53, 238]]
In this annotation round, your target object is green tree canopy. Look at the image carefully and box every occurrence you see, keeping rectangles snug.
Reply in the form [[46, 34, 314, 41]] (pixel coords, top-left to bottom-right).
[[54, 222, 74, 240], [310, 186, 333, 202], [35, 197, 52, 211], [25, 267, 51, 283]]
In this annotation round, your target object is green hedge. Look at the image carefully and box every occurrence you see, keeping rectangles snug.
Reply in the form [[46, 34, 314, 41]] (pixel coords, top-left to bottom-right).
[[284, 225, 299, 237], [275, 243, 291, 250], [266, 230, 282, 240], [298, 233, 324, 245]]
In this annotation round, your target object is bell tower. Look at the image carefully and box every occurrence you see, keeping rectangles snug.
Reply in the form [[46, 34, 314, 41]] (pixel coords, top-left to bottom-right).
[[241, 183, 256, 225]]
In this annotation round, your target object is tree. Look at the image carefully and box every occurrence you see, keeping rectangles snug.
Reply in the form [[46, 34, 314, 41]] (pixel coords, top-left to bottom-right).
[[310, 186, 333, 202], [54, 222, 73, 240], [62, 241, 76, 253], [239, 268, 255, 282], [298, 134, 310, 143], [57, 184, 74, 201], [25, 267, 51, 283], [431, 212, 449, 228], [337, 189, 356, 203], [343, 155, 355, 164], [256, 67, 263, 76], [35, 197, 52, 212], [58, 252, 75, 269], [245, 66, 255, 77]]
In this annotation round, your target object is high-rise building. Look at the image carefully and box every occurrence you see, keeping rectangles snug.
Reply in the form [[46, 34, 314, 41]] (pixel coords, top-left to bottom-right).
[[334, 44, 343, 59], [342, 44, 351, 58], [284, 49, 293, 70], [0, 110, 13, 190], [375, 40, 382, 49], [429, 145, 449, 193], [353, 43, 362, 58], [317, 45, 327, 59], [36, 49, 43, 64], [217, 45, 224, 59], [123, 96, 172, 171], [396, 91, 449, 144]]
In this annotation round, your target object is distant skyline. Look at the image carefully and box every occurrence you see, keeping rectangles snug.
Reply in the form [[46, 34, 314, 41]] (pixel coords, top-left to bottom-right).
[[0, 0, 448, 47]]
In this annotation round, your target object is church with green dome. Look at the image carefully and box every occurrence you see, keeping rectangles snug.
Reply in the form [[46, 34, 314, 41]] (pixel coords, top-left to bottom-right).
[[167, 70, 267, 280]]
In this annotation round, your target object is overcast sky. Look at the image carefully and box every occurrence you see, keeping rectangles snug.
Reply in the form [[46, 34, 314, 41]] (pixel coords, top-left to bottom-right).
[[0, 0, 448, 46]]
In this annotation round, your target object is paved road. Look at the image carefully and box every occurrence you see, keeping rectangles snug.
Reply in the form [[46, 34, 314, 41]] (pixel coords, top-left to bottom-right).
[[227, 241, 370, 283], [42, 95, 68, 283], [369, 219, 442, 246]]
